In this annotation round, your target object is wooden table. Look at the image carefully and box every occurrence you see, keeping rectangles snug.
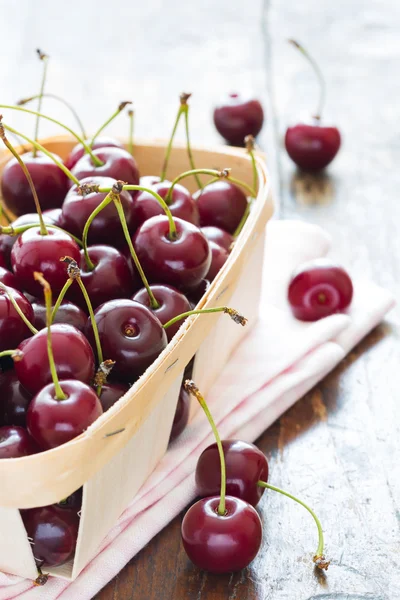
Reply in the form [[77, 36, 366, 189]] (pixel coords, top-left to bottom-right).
[[2, 0, 399, 598]]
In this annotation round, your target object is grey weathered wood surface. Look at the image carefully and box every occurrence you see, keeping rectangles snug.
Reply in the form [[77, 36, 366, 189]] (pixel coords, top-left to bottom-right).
[[1, 0, 399, 598]]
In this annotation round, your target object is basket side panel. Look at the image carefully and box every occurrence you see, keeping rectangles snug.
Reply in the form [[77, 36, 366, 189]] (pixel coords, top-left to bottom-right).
[[0, 507, 37, 579]]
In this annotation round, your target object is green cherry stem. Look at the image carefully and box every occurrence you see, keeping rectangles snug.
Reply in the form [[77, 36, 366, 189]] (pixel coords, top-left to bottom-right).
[[182, 99, 202, 189], [160, 95, 184, 182], [245, 135, 258, 196], [289, 39, 326, 121], [233, 201, 251, 239], [165, 168, 226, 205], [90, 101, 132, 148], [33, 50, 49, 158], [0, 349, 23, 360], [34, 271, 67, 401], [0, 223, 83, 247], [257, 481, 330, 569], [0, 283, 38, 334], [0, 201, 13, 225], [163, 306, 247, 330], [184, 380, 226, 515], [128, 109, 134, 155], [18, 93, 87, 139], [51, 278, 74, 323], [82, 192, 114, 271]]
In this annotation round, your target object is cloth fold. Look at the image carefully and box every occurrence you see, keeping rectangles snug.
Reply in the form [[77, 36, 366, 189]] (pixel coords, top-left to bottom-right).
[[0, 220, 395, 600]]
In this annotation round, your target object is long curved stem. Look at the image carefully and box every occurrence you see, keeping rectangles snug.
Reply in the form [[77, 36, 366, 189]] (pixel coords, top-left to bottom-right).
[[183, 106, 202, 189], [0, 204, 13, 225], [51, 278, 74, 322], [0, 283, 38, 334], [76, 278, 103, 366], [18, 93, 87, 139], [90, 101, 131, 148], [33, 50, 49, 158], [0, 223, 83, 247], [228, 175, 256, 198], [163, 307, 247, 330], [128, 109, 134, 155], [82, 193, 114, 270], [160, 105, 183, 182], [165, 168, 224, 205], [233, 200, 251, 238], [289, 39, 326, 121]]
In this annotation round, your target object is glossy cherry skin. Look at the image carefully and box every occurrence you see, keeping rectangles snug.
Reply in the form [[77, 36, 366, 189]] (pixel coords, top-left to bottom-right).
[[98, 382, 129, 412], [70, 147, 140, 197], [196, 440, 269, 507], [0, 266, 22, 290], [206, 241, 229, 282], [15, 324, 95, 395], [1, 151, 68, 216], [85, 299, 167, 382], [181, 496, 262, 573], [132, 181, 199, 230], [11, 227, 80, 297], [132, 284, 191, 341], [133, 216, 211, 291], [62, 176, 135, 248], [201, 226, 233, 251], [288, 259, 353, 321], [64, 136, 124, 170], [0, 371, 32, 427], [27, 379, 103, 449], [21, 505, 80, 568], [169, 386, 190, 442], [285, 124, 341, 171], [32, 299, 87, 332], [43, 207, 65, 227], [194, 181, 247, 234], [0, 286, 34, 350], [140, 175, 161, 187], [0, 253, 6, 269], [0, 425, 39, 458], [213, 93, 264, 146]]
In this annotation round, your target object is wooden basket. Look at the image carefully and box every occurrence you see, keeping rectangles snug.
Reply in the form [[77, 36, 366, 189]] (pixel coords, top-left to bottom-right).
[[0, 136, 274, 580]]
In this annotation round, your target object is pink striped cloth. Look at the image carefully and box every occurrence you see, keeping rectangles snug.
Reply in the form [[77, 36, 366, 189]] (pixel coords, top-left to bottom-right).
[[0, 220, 395, 600]]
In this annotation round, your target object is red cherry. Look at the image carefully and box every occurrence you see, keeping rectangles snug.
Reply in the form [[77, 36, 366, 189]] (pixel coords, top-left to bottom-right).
[[0, 253, 6, 269], [169, 385, 190, 442], [140, 175, 161, 187], [132, 284, 191, 341], [201, 226, 233, 251], [213, 93, 264, 146], [132, 181, 199, 229], [0, 286, 34, 350], [193, 181, 247, 234], [0, 425, 39, 458], [187, 279, 211, 307], [42, 207, 65, 227], [206, 241, 229, 282], [64, 136, 124, 170], [288, 259, 353, 321], [181, 496, 262, 573], [0, 151, 68, 216], [27, 379, 103, 449], [11, 227, 80, 297], [285, 124, 341, 171], [0, 370, 32, 428], [133, 216, 211, 291], [32, 299, 87, 332], [196, 440, 269, 507], [98, 382, 129, 412], [57, 488, 83, 510], [15, 324, 95, 395], [0, 266, 22, 291]]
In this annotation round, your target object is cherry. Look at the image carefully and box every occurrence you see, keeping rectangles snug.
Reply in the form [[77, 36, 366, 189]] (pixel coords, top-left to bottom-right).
[[187, 279, 211, 307], [42, 208, 65, 227], [132, 181, 199, 229], [213, 93, 264, 146], [57, 487, 83, 510], [140, 175, 161, 187], [0, 370, 32, 428], [0, 265, 22, 290], [27, 379, 103, 449], [0, 425, 39, 458], [0, 286, 34, 350], [84, 299, 167, 382], [62, 177, 135, 248], [132, 284, 191, 341], [206, 241, 229, 282], [0, 252, 6, 269], [201, 226, 233, 251], [193, 181, 247, 234], [32, 299, 87, 332], [133, 216, 211, 291], [21, 504, 79, 568], [181, 496, 262, 573], [169, 385, 190, 442], [1, 151, 68, 216], [11, 227, 80, 297], [64, 136, 124, 170], [288, 259, 353, 321], [98, 382, 129, 412], [196, 440, 268, 507], [15, 324, 95, 395]]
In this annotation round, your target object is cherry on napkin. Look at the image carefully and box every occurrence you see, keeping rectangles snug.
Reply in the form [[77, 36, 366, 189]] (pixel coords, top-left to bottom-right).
[[0, 220, 394, 600]]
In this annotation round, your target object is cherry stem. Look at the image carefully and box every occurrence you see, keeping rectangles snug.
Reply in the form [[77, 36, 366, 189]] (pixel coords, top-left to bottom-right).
[[0, 104, 102, 167], [0, 118, 48, 236], [288, 39, 326, 121], [245, 135, 258, 196], [183, 103, 203, 189], [33, 50, 49, 158], [229, 175, 256, 199], [0, 283, 38, 334], [128, 109, 134, 155], [165, 168, 225, 205], [18, 93, 87, 139], [163, 306, 247, 330], [0, 349, 22, 360], [184, 380, 226, 516], [51, 278, 74, 323], [160, 99, 184, 182], [82, 193, 114, 271], [0, 203, 13, 225], [90, 101, 132, 148], [233, 200, 251, 238], [257, 481, 329, 568], [34, 271, 67, 401], [0, 223, 83, 247]]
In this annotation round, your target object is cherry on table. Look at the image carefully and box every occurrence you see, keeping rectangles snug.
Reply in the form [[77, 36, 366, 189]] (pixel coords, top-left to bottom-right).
[[32, 299, 87, 332], [0, 370, 32, 428], [0, 286, 34, 350], [206, 241, 229, 282], [169, 385, 190, 442], [98, 382, 129, 412], [193, 181, 247, 234], [132, 181, 199, 230], [64, 136, 125, 170], [0, 425, 38, 458], [201, 226, 233, 251], [213, 93, 264, 146], [285, 123, 341, 171]]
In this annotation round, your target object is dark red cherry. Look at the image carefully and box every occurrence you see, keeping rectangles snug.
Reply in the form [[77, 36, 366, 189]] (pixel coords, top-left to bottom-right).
[[169, 386, 190, 442], [206, 241, 229, 282], [0, 286, 34, 350], [62, 176, 135, 248], [132, 284, 191, 341], [0, 266, 22, 291], [0, 370, 32, 427], [42, 208, 65, 227], [285, 124, 341, 171], [0, 425, 39, 458], [21, 505, 79, 568], [193, 181, 247, 234], [196, 440, 269, 507], [70, 147, 139, 197], [98, 382, 129, 412], [187, 279, 211, 307], [32, 299, 87, 332], [288, 258, 353, 321], [133, 216, 211, 291], [213, 93, 264, 146], [15, 324, 95, 395], [132, 181, 199, 229], [85, 299, 167, 382], [64, 136, 124, 170], [201, 226, 233, 251], [57, 488, 83, 510], [140, 175, 161, 187], [181, 496, 262, 573], [11, 227, 80, 297], [0, 151, 68, 216], [0, 252, 6, 269]]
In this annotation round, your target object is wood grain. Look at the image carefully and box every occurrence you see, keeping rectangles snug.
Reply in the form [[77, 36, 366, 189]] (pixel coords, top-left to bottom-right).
[[1, 0, 399, 598]]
